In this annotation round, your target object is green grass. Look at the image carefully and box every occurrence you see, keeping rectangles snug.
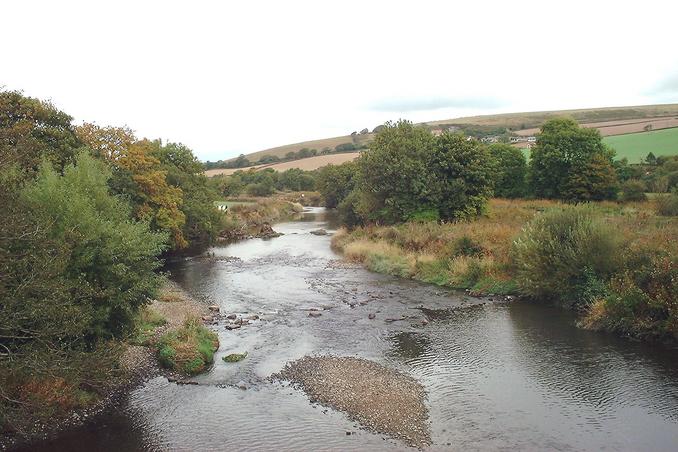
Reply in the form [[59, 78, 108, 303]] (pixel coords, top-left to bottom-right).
[[603, 128, 678, 163], [157, 318, 219, 375]]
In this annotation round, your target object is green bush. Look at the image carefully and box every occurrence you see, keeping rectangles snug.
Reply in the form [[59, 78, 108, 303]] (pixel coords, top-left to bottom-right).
[[511, 205, 622, 307], [407, 208, 440, 223], [157, 318, 219, 375], [620, 179, 647, 202]]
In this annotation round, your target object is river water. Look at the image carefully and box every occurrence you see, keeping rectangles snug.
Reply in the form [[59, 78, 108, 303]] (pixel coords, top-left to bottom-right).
[[26, 208, 678, 451]]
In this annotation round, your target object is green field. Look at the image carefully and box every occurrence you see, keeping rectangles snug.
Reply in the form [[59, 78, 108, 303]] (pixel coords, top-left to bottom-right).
[[603, 127, 678, 163]]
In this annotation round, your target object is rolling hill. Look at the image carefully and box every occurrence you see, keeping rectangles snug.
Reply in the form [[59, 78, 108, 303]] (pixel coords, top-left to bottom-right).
[[211, 103, 678, 174]]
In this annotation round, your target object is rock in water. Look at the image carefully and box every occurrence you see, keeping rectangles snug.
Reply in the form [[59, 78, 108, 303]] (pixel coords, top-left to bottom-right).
[[308, 311, 322, 318], [223, 352, 248, 362], [310, 229, 327, 236]]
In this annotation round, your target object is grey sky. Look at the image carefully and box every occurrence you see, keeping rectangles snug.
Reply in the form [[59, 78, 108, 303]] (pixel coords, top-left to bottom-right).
[[3, 0, 677, 161]]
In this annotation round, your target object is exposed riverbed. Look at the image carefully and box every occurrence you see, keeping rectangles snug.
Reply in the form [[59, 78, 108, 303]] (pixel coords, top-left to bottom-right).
[[21, 207, 678, 451]]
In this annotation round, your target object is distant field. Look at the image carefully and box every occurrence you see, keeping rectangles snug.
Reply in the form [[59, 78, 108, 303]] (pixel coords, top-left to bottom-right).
[[427, 104, 678, 130], [234, 134, 373, 163], [205, 152, 360, 176], [603, 128, 678, 163]]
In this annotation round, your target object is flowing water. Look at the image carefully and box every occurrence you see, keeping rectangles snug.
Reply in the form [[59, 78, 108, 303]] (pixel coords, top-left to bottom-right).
[[25, 208, 678, 451]]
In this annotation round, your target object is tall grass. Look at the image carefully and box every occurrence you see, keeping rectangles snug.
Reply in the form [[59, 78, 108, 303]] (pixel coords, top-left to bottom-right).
[[157, 318, 219, 375], [511, 205, 622, 307]]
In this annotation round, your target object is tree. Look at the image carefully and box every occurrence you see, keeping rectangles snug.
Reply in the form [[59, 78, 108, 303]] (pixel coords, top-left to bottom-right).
[[645, 152, 657, 166], [316, 161, 358, 208], [21, 152, 166, 339], [76, 122, 135, 161], [528, 117, 618, 201], [116, 139, 188, 249], [488, 143, 528, 198], [357, 120, 435, 223], [154, 143, 223, 245], [429, 132, 494, 219], [0, 90, 81, 177]]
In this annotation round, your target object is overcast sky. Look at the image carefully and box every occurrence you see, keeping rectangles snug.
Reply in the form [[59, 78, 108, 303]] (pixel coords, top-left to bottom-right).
[[3, 0, 678, 161]]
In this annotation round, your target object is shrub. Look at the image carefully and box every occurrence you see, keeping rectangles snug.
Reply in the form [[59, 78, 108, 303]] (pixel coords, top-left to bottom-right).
[[582, 254, 677, 340], [450, 236, 484, 257], [157, 318, 219, 375], [620, 179, 647, 202], [511, 205, 622, 307], [656, 190, 678, 216]]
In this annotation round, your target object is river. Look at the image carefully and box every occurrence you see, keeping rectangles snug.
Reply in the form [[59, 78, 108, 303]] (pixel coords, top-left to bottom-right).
[[26, 207, 678, 451]]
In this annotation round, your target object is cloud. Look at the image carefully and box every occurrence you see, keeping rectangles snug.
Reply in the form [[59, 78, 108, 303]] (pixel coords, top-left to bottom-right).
[[368, 96, 505, 112]]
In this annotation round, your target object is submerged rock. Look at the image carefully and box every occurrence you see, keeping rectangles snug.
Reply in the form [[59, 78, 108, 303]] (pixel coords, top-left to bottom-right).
[[308, 311, 322, 318], [310, 229, 327, 236]]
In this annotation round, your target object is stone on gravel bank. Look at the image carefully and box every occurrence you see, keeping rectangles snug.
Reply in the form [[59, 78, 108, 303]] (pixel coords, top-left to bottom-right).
[[273, 356, 430, 448]]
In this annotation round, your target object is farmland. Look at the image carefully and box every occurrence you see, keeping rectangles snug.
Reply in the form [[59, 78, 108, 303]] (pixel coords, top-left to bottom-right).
[[603, 127, 678, 163], [238, 133, 372, 162], [205, 152, 361, 176]]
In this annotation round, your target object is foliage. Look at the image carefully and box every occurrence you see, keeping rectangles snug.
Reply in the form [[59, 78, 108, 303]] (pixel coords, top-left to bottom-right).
[[78, 123, 221, 249], [529, 118, 618, 202], [316, 161, 358, 208], [488, 143, 528, 198], [22, 152, 167, 339], [354, 121, 493, 224], [157, 318, 219, 375], [583, 254, 677, 341], [154, 142, 223, 245], [429, 132, 494, 220], [511, 205, 621, 307], [356, 120, 435, 223], [0, 90, 81, 178], [620, 179, 647, 202]]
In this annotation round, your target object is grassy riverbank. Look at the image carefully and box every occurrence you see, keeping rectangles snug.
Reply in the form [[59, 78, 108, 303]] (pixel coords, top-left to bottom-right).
[[219, 197, 304, 240], [332, 198, 678, 342]]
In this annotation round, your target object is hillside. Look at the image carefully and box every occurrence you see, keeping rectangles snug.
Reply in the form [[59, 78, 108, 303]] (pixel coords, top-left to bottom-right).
[[425, 103, 678, 130], [205, 152, 361, 177], [239, 133, 373, 163], [211, 103, 678, 174]]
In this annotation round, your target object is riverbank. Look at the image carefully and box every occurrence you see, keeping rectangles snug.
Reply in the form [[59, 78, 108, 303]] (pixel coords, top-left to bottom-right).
[[331, 198, 678, 342], [0, 281, 213, 450], [218, 198, 304, 241]]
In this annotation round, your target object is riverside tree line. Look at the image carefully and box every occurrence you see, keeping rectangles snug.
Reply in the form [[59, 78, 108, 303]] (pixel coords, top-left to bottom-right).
[[0, 91, 224, 430]]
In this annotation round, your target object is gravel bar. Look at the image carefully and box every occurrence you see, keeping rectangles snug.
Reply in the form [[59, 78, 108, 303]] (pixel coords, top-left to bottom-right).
[[274, 355, 431, 448]]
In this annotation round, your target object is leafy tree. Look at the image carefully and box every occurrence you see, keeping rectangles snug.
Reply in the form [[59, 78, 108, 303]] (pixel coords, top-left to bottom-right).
[[488, 143, 528, 198], [357, 120, 435, 223], [76, 122, 135, 161], [154, 143, 223, 245], [316, 161, 358, 208], [620, 179, 647, 202], [0, 90, 81, 177], [429, 132, 494, 219], [116, 139, 187, 249], [335, 142, 357, 152], [529, 118, 618, 201], [613, 158, 640, 182], [645, 152, 657, 165], [561, 153, 619, 201], [285, 151, 297, 160], [22, 152, 166, 339], [277, 168, 316, 191], [258, 154, 280, 164]]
